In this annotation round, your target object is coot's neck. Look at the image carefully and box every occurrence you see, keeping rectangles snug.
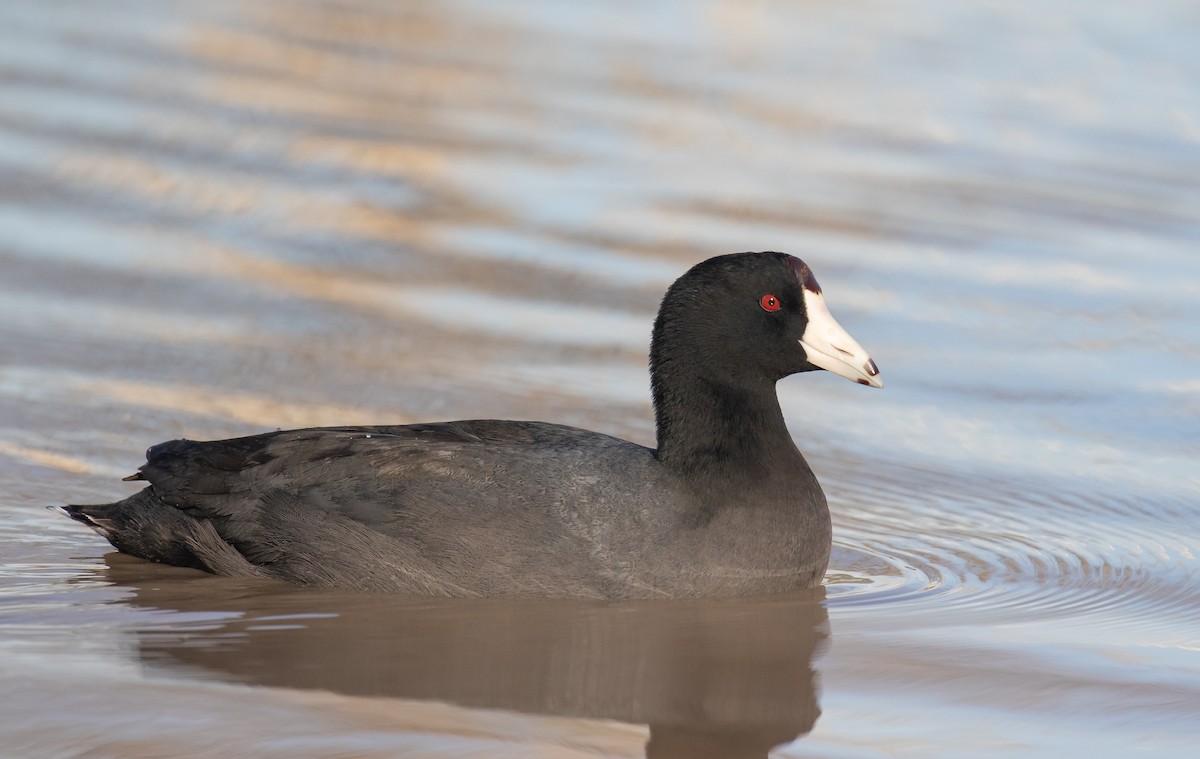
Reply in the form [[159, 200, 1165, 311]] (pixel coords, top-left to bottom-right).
[[651, 355, 800, 478]]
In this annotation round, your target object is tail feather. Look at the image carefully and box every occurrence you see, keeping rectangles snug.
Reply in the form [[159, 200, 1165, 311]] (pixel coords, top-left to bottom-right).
[[62, 503, 120, 540], [62, 491, 219, 573]]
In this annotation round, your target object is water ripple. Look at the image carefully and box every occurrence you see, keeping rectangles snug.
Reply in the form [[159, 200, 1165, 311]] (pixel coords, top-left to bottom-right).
[[824, 459, 1199, 638]]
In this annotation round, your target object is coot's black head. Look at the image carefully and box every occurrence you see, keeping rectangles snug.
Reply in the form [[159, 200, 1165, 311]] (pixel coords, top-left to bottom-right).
[[650, 251, 882, 389]]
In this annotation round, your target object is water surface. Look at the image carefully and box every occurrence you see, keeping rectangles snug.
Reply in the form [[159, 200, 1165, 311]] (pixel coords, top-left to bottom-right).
[[2, 1, 1198, 757]]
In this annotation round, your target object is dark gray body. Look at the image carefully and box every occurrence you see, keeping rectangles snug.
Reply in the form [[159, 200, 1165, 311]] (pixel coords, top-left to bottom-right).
[[72, 420, 829, 598], [64, 252, 869, 598]]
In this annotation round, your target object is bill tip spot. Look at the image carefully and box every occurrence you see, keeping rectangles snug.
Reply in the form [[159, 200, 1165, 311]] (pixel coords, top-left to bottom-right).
[[866, 359, 879, 376]]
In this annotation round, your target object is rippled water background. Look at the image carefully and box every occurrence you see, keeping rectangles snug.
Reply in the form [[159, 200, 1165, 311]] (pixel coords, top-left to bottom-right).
[[2, 1, 1198, 756]]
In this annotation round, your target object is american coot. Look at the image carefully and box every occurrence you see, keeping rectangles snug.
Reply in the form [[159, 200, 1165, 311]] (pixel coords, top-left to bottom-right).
[[64, 252, 881, 598]]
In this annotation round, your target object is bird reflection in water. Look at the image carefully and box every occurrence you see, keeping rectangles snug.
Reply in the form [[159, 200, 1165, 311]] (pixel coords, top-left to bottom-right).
[[99, 555, 828, 759]]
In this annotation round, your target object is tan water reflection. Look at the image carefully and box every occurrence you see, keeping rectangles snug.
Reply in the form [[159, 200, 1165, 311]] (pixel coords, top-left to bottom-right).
[[100, 558, 825, 759]]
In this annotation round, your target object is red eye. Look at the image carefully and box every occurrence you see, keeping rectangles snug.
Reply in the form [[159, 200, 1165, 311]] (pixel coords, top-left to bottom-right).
[[760, 294, 781, 312]]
